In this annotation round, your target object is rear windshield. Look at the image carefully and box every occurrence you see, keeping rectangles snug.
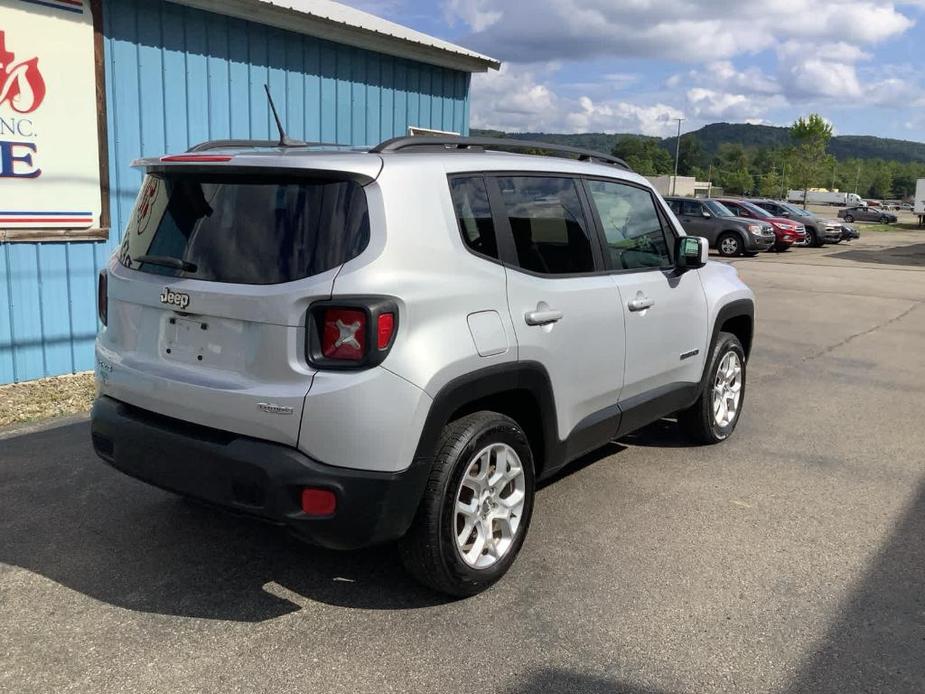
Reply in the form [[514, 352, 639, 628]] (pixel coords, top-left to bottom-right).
[[118, 173, 369, 284]]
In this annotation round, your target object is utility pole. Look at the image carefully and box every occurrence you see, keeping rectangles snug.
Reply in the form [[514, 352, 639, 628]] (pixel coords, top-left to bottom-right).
[[831, 160, 837, 191], [854, 162, 861, 195], [671, 117, 685, 196]]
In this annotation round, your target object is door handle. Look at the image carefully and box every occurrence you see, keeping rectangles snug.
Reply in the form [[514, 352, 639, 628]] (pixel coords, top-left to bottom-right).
[[628, 295, 654, 312], [524, 308, 563, 326]]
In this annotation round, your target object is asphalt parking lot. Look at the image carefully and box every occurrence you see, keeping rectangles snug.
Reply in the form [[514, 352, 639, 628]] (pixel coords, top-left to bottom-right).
[[2, 232, 924, 694]]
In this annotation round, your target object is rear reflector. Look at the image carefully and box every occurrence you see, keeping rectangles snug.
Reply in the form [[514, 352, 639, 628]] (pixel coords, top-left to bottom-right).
[[321, 308, 366, 360], [301, 488, 336, 516], [160, 154, 233, 162], [97, 270, 108, 326], [377, 312, 395, 350]]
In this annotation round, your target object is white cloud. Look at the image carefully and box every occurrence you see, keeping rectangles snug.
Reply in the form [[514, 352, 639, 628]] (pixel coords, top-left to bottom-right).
[[443, 0, 502, 31], [566, 97, 684, 136], [445, 1, 915, 64], [470, 65, 682, 135], [446, 1, 925, 136]]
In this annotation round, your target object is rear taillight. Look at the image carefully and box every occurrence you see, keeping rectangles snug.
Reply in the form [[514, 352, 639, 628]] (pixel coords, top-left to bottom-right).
[[377, 313, 395, 350], [321, 308, 367, 360], [307, 298, 398, 369], [97, 270, 108, 326]]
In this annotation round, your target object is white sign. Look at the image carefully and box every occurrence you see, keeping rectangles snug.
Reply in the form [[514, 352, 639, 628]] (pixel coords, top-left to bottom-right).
[[0, 0, 101, 230]]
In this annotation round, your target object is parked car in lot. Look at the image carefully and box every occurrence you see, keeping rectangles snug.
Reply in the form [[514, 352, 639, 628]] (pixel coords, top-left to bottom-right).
[[748, 199, 842, 246], [90, 135, 755, 596], [664, 196, 775, 257], [714, 198, 806, 251], [838, 206, 897, 223], [839, 223, 860, 241]]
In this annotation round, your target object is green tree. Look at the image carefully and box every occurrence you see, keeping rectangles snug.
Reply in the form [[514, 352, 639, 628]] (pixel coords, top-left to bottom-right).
[[788, 114, 835, 206], [757, 170, 782, 198], [720, 169, 754, 195], [716, 143, 749, 171], [611, 137, 673, 175], [868, 167, 893, 199], [677, 135, 706, 176]]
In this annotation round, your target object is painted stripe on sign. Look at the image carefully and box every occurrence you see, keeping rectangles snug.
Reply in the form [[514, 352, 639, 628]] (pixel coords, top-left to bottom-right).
[[0, 218, 93, 223], [0, 211, 94, 216], [16, 0, 84, 13]]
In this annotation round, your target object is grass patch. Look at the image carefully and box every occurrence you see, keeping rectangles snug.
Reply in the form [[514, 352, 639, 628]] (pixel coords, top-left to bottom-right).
[[856, 222, 924, 233], [0, 372, 95, 427]]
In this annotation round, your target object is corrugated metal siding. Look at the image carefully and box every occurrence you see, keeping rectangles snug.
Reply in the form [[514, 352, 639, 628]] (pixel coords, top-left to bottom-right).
[[0, 0, 471, 384]]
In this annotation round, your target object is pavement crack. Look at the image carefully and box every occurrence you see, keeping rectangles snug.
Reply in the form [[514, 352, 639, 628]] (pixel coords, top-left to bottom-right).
[[804, 301, 923, 362], [751, 300, 923, 386]]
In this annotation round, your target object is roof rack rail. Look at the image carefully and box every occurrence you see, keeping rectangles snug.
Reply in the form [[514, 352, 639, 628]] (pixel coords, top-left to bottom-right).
[[187, 139, 340, 152], [369, 135, 632, 171]]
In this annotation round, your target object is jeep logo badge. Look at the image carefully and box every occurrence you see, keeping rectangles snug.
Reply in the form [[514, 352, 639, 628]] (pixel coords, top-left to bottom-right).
[[160, 287, 190, 310]]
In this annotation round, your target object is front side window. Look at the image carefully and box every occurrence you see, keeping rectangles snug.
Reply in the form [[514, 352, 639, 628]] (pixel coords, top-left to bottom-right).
[[680, 200, 703, 216], [586, 180, 672, 270], [119, 173, 369, 285], [496, 176, 595, 275], [449, 176, 498, 259]]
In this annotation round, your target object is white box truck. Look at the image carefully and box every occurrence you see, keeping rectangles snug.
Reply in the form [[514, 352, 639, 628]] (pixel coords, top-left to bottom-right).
[[915, 179, 925, 216], [787, 190, 865, 206]]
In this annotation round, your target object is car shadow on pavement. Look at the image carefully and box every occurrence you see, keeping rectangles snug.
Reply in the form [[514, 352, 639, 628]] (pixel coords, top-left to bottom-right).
[[781, 476, 925, 693], [829, 242, 925, 268], [619, 418, 698, 449], [503, 668, 674, 694], [0, 423, 446, 621], [0, 422, 638, 622]]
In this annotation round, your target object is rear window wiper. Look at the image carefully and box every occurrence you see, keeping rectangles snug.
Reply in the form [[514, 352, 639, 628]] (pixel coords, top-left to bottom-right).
[[135, 255, 198, 273]]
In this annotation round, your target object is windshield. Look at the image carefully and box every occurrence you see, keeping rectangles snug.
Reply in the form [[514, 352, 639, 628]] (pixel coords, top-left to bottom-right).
[[778, 202, 812, 217], [730, 200, 773, 219], [118, 173, 370, 285], [704, 200, 735, 217]]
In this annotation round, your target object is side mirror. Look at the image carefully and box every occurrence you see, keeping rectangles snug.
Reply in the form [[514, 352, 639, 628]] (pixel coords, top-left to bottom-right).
[[702, 211, 712, 218], [675, 235, 708, 270]]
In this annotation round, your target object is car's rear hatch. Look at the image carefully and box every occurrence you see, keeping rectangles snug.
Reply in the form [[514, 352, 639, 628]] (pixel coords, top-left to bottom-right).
[[97, 152, 380, 446]]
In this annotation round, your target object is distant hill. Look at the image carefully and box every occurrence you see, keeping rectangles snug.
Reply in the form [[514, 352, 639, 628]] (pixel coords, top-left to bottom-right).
[[472, 123, 925, 163]]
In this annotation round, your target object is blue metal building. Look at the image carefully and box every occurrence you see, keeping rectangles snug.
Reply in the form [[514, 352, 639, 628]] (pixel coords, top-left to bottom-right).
[[0, 0, 497, 385]]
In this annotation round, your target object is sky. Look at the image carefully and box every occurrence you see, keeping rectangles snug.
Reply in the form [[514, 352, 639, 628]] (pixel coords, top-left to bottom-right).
[[342, 0, 925, 141]]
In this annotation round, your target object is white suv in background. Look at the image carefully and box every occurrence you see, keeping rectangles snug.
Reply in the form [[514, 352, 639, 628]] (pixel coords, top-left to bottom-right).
[[92, 136, 755, 596]]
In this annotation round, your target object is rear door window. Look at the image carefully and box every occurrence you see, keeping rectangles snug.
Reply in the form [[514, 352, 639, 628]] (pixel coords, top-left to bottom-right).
[[119, 173, 369, 285], [449, 176, 499, 260], [495, 175, 596, 275]]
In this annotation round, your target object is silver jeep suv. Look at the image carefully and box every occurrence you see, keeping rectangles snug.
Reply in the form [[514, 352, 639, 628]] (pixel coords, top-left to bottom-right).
[[91, 136, 755, 596]]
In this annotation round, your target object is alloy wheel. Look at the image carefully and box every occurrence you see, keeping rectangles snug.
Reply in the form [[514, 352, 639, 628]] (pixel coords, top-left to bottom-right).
[[712, 351, 742, 428], [720, 236, 739, 256], [454, 443, 527, 569]]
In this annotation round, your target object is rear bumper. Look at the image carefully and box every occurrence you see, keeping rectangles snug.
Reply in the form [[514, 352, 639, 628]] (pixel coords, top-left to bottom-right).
[[90, 396, 429, 550]]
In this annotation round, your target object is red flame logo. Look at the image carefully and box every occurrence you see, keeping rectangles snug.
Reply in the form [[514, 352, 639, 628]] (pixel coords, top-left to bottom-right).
[[0, 31, 46, 114]]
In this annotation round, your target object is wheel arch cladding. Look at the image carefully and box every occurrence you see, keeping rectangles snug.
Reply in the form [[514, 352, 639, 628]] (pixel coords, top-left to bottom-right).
[[712, 300, 754, 361], [412, 362, 558, 479]]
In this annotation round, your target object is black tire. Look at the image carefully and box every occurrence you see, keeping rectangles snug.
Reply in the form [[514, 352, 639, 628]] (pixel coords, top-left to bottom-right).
[[844, 214, 854, 223], [717, 232, 742, 257], [678, 332, 746, 445], [879, 216, 889, 224], [805, 228, 822, 247], [399, 411, 535, 597]]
